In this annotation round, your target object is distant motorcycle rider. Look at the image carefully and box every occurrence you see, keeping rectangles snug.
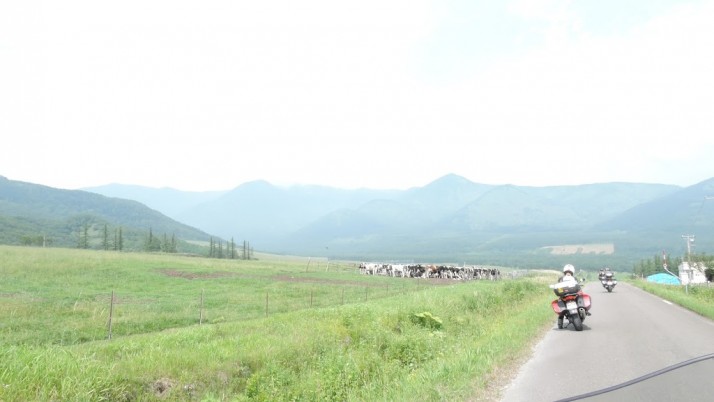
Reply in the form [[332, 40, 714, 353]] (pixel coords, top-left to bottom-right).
[[600, 267, 617, 292], [599, 267, 614, 281]]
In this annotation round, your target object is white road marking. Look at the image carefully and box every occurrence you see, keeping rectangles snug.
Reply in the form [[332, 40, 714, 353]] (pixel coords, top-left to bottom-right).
[[662, 299, 673, 305]]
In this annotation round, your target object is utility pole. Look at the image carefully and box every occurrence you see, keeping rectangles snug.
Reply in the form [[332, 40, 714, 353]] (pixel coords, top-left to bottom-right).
[[681, 234, 696, 293], [681, 234, 695, 264]]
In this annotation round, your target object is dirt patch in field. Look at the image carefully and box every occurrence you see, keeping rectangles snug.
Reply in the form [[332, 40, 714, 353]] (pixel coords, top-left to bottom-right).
[[157, 269, 241, 280], [272, 275, 380, 287], [273, 275, 456, 287], [543, 243, 614, 255], [156, 269, 458, 286], [152, 377, 175, 398]]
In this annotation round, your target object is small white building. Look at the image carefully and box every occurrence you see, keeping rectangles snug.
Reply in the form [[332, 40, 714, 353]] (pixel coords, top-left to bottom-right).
[[678, 261, 708, 285]]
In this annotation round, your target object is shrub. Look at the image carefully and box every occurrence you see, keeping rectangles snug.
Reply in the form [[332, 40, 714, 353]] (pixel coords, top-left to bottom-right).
[[410, 312, 443, 330]]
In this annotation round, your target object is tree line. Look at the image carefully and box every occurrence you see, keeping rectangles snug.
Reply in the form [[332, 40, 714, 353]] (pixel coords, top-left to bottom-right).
[[81, 224, 254, 259], [208, 237, 253, 260], [19, 223, 254, 260], [144, 227, 175, 253], [76, 223, 127, 251], [633, 253, 714, 281]]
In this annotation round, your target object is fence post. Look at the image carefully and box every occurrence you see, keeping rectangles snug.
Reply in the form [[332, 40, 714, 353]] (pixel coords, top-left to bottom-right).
[[265, 292, 269, 316], [107, 290, 114, 340], [199, 289, 204, 325]]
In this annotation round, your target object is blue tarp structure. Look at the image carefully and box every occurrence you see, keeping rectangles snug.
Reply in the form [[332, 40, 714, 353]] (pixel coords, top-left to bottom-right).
[[647, 273, 681, 285]]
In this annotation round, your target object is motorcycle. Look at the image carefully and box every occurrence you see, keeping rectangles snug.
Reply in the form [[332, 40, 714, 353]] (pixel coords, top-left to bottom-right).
[[601, 272, 617, 292], [549, 280, 591, 331]]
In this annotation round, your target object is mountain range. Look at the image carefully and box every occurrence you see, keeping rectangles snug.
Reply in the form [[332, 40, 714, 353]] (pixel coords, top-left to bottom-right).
[[81, 174, 714, 268], [3, 173, 713, 268]]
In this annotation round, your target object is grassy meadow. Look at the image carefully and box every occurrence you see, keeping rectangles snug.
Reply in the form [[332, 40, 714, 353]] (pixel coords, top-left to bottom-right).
[[0, 245, 558, 401]]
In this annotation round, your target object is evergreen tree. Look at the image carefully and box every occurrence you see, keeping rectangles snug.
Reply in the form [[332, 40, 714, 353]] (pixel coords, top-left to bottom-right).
[[146, 228, 154, 251], [102, 224, 109, 250], [145, 228, 161, 252], [241, 240, 252, 260], [78, 223, 90, 249]]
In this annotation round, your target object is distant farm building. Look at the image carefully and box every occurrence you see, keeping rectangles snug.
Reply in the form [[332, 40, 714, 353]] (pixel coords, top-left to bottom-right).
[[678, 261, 708, 285]]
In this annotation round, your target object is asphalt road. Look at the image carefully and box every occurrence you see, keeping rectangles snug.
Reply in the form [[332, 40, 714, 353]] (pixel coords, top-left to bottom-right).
[[499, 281, 714, 402]]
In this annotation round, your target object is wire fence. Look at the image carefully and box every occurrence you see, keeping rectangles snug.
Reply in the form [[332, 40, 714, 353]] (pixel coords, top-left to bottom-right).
[[2, 260, 509, 346], [0, 279, 431, 346]]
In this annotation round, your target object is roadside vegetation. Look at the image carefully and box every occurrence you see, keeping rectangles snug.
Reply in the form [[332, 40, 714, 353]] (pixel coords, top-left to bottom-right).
[[628, 279, 714, 320], [0, 245, 557, 401], [627, 252, 714, 320]]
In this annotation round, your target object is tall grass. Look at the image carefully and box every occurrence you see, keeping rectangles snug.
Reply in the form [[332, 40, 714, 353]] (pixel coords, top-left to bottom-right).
[[0, 246, 556, 401]]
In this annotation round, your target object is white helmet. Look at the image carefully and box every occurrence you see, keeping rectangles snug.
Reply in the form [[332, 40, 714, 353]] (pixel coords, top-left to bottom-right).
[[563, 264, 575, 275]]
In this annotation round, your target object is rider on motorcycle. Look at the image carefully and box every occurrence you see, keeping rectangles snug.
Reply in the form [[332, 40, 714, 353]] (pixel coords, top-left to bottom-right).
[[551, 264, 592, 329], [559, 264, 578, 283]]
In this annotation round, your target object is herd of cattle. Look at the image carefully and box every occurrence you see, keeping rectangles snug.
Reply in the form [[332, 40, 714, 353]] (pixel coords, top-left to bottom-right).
[[358, 263, 501, 281]]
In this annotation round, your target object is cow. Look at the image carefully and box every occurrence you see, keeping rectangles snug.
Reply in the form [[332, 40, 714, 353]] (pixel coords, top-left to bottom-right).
[[389, 264, 406, 278]]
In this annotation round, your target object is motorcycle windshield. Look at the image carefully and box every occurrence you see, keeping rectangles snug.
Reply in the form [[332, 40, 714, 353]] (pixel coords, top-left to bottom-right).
[[555, 354, 714, 402]]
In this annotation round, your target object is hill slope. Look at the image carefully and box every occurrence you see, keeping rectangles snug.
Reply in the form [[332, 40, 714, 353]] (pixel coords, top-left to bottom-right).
[[0, 176, 212, 250]]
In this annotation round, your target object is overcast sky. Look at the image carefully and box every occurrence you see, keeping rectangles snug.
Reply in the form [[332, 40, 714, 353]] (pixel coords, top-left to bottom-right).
[[2, 0, 713, 191]]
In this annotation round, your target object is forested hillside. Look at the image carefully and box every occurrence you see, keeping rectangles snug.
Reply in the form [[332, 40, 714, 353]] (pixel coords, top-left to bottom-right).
[[0, 176, 212, 251]]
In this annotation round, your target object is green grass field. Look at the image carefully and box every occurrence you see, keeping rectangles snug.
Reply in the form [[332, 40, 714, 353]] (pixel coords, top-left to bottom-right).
[[0, 246, 559, 401]]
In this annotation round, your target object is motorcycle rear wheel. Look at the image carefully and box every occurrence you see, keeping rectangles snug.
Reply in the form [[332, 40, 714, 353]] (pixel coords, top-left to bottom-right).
[[557, 316, 563, 329], [572, 314, 583, 331]]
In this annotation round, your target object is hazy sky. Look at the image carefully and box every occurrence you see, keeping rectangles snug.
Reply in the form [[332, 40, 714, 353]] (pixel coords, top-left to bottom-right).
[[2, 0, 713, 191]]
